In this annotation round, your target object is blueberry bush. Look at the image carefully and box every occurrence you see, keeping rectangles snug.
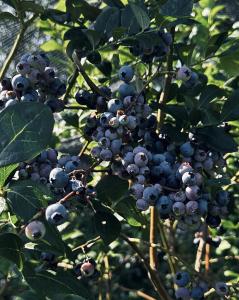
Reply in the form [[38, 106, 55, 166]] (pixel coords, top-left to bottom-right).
[[0, 0, 239, 299]]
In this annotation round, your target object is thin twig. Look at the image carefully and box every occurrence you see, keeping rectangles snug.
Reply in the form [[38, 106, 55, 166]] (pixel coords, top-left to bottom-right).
[[104, 255, 111, 300], [72, 51, 110, 99], [62, 67, 79, 104], [72, 236, 101, 252], [117, 285, 157, 300], [156, 27, 175, 133], [120, 233, 173, 300], [149, 206, 157, 270]]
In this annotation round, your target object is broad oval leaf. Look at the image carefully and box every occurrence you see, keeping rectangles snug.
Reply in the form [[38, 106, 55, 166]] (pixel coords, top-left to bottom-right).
[[221, 89, 239, 122], [7, 180, 53, 222], [94, 7, 120, 37], [94, 211, 121, 244], [96, 175, 128, 204], [0, 163, 18, 188], [23, 264, 93, 299], [0, 233, 24, 269], [0, 103, 54, 167], [130, 3, 150, 31], [161, 0, 193, 17]]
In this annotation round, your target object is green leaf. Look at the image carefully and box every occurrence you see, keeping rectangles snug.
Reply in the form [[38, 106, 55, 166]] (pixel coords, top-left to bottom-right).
[[67, 0, 101, 22], [206, 178, 231, 187], [0, 11, 17, 21], [7, 180, 53, 222], [205, 32, 228, 57], [0, 103, 54, 167], [198, 85, 225, 109], [82, 29, 101, 49], [129, 3, 150, 31], [96, 175, 128, 204], [221, 89, 239, 122], [103, 0, 124, 8], [94, 211, 121, 244], [0, 163, 18, 188], [61, 111, 79, 128], [114, 196, 146, 227], [161, 0, 193, 17], [40, 40, 63, 52], [0, 233, 24, 269], [121, 5, 141, 35], [23, 264, 93, 299], [94, 7, 120, 37], [219, 48, 239, 76], [196, 126, 237, 153]]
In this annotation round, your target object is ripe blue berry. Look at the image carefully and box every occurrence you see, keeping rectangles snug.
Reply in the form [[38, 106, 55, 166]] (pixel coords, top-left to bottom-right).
[[45, 203, 68, 225], [175, 287, 190, 300], [136, 199, 149, 211], [49, 168, 69, 188], [180, 142, 194, 157], [174, 271, 190, 287], [215, 282, 228, 296], [119, 65, 134, 82], [156, 195, 172, 214], [25, 221, 46, 240]]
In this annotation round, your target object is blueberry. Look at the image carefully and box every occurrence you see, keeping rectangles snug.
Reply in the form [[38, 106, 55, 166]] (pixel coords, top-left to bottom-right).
[[173, 191, 186, 202], [191, 286, 204, 299], [27, 53, 47, 71], [16, 61, 31, 75], [185, 185, 200, 201], [174, 271, 190, 287], [182, 172, 196, 186], [175, 287, 190, 300], [100, 149, 112, 161], [126, 164, 139, 176], [21, 92, 39, 102], [111, 139, 122, 155], [186, 201, 198, 215], [177, 162, 193, 176], [198, 199, 208, 216], [126, 115, 137, 129], [216, 190, 229, 206], [119, 65, 134, 82], [176, 66, 192, 81], [173, 202, 186, 216], [184, 72, 199, 88], [75, 89, 91, 105], [25, 221, 46, 240], [11, 74, 30, 91], [118, 83, 135, 98], [64, 160, 79, 173], [134, 152, 148, 167], [0, 77, 12, 90], [45, 203, 68, 225], [203, 158, 213, 171], [130, 183, 144, 199], [49, 78, 66, 96], [49, 167, 69, 188], [215, 282, 228, 296], [40, 252, 55, 263], [206, 215, 221, 228], [47, 148, 58, 162], [107, 98, 123, 113], [91, 146, 102, 158], [44, 67, 56, 82], [156, 195, 172, 214], [180, 142, 194, 157], [136, 199, 149, 211]]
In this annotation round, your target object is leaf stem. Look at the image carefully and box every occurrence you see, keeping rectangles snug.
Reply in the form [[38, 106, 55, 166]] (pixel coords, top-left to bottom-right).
[[117, 285, 157, 300], [104, 255, 111, 300]]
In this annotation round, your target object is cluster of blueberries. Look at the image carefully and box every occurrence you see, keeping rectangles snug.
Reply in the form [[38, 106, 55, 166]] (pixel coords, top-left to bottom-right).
[[8, 53, 230, 293], [130, 29, 173, 63], [174, 271, 228, 299], [75, 64, 229, 232], [0, 51, 66, 112]]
